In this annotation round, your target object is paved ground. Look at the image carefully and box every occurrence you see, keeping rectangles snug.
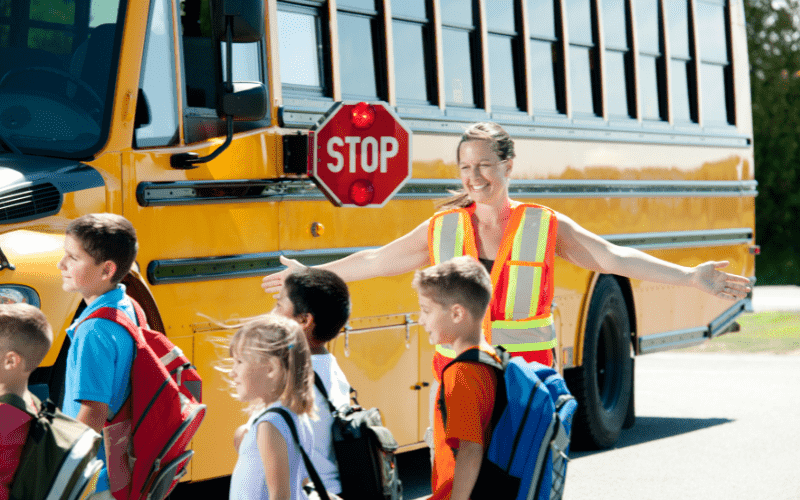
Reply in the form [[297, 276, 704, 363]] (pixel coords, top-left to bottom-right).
[[564, 352, 800, 499], [751, 285, 800, 312]]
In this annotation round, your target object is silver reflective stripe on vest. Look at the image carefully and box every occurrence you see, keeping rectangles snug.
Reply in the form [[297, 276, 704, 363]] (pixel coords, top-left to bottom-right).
[[437, 212, 461, 263], [491, 322, 556, 349], [511, 264, 538, 320], [510, 208, 547, 320], [44, 429, 102, 500]]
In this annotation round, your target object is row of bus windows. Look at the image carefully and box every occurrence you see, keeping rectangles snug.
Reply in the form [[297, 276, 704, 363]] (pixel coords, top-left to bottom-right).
[[277, 0, 735, 127]]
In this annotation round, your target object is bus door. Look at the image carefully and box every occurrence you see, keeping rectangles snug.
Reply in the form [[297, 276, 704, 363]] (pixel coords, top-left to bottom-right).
[[122, 0, 272, 481]]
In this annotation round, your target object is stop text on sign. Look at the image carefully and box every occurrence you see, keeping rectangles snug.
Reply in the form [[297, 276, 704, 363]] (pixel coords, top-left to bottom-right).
[[326, 136, 399, 174]]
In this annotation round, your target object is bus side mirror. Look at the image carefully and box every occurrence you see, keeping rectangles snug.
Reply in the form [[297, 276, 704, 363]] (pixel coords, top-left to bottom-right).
[[220, 82, 267, 121], [171, 0, 266, 169], [212, 0, 264, 43]]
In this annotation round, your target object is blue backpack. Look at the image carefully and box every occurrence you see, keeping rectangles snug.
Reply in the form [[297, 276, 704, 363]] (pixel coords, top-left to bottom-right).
[[439, 346, 577, 500]]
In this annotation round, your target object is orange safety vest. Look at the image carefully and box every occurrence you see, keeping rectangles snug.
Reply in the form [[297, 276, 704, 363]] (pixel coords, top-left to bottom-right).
[[428, 202, 558, 374]]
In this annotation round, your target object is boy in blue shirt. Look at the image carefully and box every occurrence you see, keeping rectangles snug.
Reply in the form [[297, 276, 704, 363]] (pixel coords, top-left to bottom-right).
[[58, 213, 138, 499]]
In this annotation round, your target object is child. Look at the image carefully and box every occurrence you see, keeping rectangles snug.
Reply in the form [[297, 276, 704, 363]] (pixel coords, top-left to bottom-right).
[[228, 314, 316, 500], [0, 303, 54, 499], [58, 213, 138, 498], [272, 268, 351, 497], [412, 256, 498, 500]]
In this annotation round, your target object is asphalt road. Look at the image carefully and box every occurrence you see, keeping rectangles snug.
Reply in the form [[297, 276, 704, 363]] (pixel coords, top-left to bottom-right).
[[405, 351, 800, 500], [564, 352, 800, 499]]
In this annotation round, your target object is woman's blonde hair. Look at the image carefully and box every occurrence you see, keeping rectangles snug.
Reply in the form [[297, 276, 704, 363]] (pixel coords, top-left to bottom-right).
[[440, 122, 516, 209], [229, 314, 315, 416]]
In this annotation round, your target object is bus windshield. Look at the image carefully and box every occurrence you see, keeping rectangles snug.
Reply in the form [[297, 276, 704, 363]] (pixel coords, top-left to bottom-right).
[[0, 0, 124, 158]]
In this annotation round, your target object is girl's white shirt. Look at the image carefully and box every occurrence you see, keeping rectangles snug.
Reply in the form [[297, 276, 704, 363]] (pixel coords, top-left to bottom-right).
[[229, 401, 314, 500], [311, 353, 352, 494]]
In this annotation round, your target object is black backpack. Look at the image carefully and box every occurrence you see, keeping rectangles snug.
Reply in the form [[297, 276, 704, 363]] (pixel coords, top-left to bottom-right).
[[314, 373, 402, 500], [0, 393, 103, 500]]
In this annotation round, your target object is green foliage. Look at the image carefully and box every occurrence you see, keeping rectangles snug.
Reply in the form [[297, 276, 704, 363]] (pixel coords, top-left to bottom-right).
[[746, 0, 800, 284]]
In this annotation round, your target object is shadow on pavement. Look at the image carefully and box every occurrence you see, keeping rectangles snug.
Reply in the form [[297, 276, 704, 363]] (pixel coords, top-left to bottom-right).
[[570, 416, 734, 458], [398, 448, 432, 499]]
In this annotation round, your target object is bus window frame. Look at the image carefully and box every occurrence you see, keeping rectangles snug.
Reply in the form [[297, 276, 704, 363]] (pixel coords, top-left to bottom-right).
[[278, 0, 332, 99], [390, 0, 438, 108]]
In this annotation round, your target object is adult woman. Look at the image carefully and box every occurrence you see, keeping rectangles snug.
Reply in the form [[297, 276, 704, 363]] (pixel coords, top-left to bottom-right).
[[263, 122, 750, 373]]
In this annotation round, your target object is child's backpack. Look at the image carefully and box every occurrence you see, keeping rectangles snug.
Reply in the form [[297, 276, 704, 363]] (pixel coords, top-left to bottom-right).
[[82, 298, 206, 500], [314, 374, 402, 500], [0, 393, 103, 500], [439, 346, 578, 500]]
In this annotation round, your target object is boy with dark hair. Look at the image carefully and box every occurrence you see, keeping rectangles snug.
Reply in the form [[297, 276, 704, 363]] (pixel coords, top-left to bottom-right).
[[0, 303, 54, 498], [272, 267, 351, 496], [412, 256, 498, 500], [58, 213, 139, 499]]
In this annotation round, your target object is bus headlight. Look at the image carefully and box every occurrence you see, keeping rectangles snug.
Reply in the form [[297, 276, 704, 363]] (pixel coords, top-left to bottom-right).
[[0, 285, 41, 307]]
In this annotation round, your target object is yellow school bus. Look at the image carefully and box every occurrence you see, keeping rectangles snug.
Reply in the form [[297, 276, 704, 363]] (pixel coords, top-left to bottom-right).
[[0, 0, 755, 484]]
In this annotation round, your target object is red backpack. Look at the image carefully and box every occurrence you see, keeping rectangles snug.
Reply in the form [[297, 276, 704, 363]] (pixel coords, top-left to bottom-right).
[[82, 298, 206, 500]]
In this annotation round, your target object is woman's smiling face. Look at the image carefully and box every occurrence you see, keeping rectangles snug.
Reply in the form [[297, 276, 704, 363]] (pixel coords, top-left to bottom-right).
[[457, 139, 511, 205]]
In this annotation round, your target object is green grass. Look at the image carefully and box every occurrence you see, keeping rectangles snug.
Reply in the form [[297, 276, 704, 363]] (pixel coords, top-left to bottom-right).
[[675, 312, 800, 354]]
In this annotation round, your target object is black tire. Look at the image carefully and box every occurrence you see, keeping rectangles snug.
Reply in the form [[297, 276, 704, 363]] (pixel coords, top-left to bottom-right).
[[565, 275, 633, 449]]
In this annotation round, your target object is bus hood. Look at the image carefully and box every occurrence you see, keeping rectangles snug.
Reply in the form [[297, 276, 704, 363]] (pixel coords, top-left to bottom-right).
[[0, 154, 105, 224]]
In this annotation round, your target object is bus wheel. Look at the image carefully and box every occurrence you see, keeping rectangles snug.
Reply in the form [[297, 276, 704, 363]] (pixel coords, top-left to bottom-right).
[[565, 275, 632, 449]]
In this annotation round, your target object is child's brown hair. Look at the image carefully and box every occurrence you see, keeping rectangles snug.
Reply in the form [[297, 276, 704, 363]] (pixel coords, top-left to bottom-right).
[[230, 314, 314, 416], [66, 213, 138, 284], [412, 256, 492, 320], [0, 303, 53, 371]]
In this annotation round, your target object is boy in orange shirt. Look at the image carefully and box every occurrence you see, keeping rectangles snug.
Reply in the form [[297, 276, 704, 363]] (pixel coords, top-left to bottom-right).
[[413, 256, 500, 500]]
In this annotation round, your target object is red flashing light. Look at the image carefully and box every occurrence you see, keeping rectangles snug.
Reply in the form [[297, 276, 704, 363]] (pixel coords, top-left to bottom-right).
[[351, 102, 376, 129], [349, 179, 375, 206]]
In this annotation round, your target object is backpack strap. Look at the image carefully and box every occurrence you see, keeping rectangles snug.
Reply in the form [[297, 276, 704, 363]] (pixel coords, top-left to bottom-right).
[[314, 371, 359, 411], [264, 408, 331, 500], [438, 345, 508, 430], [313, 372, 337, 414]]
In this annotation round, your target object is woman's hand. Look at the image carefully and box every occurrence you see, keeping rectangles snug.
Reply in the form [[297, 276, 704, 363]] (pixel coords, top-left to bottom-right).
[[261, 255, 306, 296], [691, 261, 752, 300]]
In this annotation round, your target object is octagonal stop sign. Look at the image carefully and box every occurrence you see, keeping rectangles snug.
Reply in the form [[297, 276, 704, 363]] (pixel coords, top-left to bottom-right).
[[307, 102, 412, 207]]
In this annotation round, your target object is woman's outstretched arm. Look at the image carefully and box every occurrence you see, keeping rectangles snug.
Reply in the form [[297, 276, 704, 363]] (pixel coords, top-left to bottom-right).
[[554, 212, 751, 300], [262, 219, 431, 295]]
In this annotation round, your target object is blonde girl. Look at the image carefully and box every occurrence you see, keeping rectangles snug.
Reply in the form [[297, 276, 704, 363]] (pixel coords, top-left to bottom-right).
[[227, 314, 315, 500]]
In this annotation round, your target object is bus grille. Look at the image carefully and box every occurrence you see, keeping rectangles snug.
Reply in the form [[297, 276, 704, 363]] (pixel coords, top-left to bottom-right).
[[0, 183, 61, 222]]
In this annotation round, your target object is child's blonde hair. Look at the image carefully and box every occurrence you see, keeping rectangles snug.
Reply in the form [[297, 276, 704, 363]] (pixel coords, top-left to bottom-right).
[[230, 314, 314, 416]]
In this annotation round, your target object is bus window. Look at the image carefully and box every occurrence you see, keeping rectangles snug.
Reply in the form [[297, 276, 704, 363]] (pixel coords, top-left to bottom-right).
[[391, 0, 436, 105], [527, 0, 566, 115], [697, 0, 733, 126], [136, 0, 179, 148], [486, 0, 524, 112], [603, 0, 634, 119], [278, 0, 329, 96], [0, 0, 123, 157], [337, 0, 384, 100], [635, 0, 667, 121], [441, 0, 481, 108], [567, 0, 601, 116], [667, 0, 697, 123]]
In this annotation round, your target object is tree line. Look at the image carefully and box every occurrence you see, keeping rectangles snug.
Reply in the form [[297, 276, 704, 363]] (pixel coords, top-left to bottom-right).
[[747, 0, 800, 285]]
